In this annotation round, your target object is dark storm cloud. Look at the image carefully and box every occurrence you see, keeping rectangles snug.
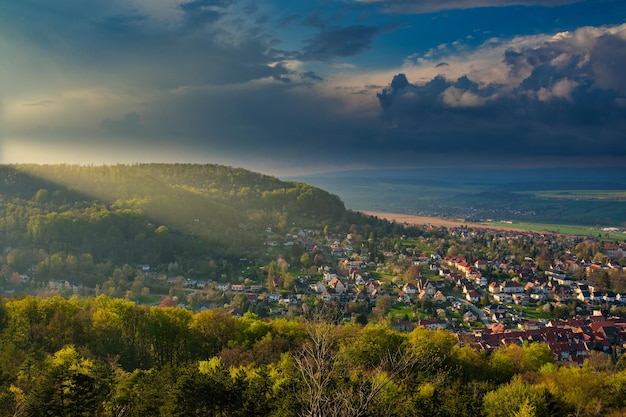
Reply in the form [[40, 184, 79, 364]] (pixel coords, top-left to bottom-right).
[[100, 113, 144, 137], [299, 25, 385, 61], [504, 27, 626, 95], [584, 34, 626, 94], [302, 71, 324, 81], [178, 0, 233, 28], [277, 13, 300, 27], [129, 80, 383, 168], [374, 27, 626, 161], [301, 11, 328, 28], [3, 0, 624, 172]]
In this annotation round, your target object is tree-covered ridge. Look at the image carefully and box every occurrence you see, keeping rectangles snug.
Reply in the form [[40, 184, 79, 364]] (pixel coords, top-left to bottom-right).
[[0, 164, 350, 282], [0, 295, 625, 417], [1, 163, 346, 219]]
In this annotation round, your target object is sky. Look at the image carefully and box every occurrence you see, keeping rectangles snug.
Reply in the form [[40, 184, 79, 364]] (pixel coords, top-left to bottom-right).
[[1, 0, 626, 176]]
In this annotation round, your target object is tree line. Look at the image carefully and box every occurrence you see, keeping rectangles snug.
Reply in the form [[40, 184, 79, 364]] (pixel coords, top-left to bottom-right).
[[0, 295, 625, 416]]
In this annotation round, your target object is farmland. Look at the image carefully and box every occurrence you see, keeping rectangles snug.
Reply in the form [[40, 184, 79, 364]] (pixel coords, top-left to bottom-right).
[[291, 167, 626, 230]]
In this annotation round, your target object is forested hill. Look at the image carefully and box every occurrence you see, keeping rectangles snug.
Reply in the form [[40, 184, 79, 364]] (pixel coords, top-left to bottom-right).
[[0, 163, 352, 280]]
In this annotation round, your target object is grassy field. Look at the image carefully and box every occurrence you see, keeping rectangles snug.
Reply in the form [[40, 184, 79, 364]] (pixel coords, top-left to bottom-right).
[[507, 304, 553, 320], [399, 237, 436, 254], [483, 221, 626, 240], [522, 190, 626, 200]]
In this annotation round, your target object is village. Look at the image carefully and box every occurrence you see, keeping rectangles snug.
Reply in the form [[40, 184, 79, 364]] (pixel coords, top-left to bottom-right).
[[31, 220, 626, 368], [162, 222, 626, 367]]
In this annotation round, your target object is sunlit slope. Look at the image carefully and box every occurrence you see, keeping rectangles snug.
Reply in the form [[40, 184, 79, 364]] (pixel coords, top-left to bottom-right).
[[0, 164, 346, 265]]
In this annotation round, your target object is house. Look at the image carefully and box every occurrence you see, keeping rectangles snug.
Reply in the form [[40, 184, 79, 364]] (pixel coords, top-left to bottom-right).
[[266, 293, 281, 302], [590, 321, 621, 345], [491, 312, 507, 323], [49, 280, 80, 294], [403, 283, 417, 294], [364, 281, 380, 294], [605, 244, 626, 259], [552, 292, 573, 303], [456, 261, 472, 275], [463, 311, 478, 323], [488, 282, 501, 294], [500, 281, 525, 294], [493, 293, 512, 303], [485, 304, 507, 315], [417, 318, 447, 330], [463, 283, 476, 294], [530, 292, 547, 301], [418, 290, 430, 301], [466, 291, 480, 303], [578, 291, 591, 303], [329, 277, 348, 294], [512, 293, 528, 305], [368, 288, 379, 303], [310, 282, 326, 293], [416, 277, 436, 296], [432, 291, 447, 303], [397, 291, 411, 304], [279, 296, 299, 306], [474, 274, 488, 287], [324, 272, 338, 283], [603, 292, 616, 303], [354, 290, 369, 302], [590, 292, 603, 303], [354, 274, 365, 286], [231, 284, 245, 292]]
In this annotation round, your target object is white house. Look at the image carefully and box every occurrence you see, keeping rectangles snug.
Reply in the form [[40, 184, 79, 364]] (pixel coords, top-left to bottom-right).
[[500, 281, 525, 294]]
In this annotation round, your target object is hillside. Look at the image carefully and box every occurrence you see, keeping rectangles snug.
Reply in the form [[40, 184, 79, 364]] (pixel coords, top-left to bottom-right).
[[0, 163, 351, 284]]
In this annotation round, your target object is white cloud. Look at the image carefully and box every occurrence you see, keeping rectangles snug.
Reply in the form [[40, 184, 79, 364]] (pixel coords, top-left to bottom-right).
[[323, 22, 626, 104], [441, 86, 489, 107], [537, 78, 578, 101]]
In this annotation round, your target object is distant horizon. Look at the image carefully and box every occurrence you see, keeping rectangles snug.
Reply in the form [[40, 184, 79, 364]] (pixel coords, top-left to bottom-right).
[[3, 160, 626, 180]]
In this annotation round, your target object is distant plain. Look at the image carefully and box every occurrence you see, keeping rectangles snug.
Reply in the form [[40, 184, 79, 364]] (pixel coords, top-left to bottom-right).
[[288, 167, 626, 238]]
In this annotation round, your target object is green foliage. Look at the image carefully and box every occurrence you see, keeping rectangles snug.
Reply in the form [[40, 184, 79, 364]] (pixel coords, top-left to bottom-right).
[[22, 346, 112, 417], [107, 368, 168, 417], [0, 295, 625, 416], [487, 343, 554, 383], [190, 309, 238, 359], [338, 324, 406, 369], [483, 375, 552, 417], [0, 163, 354, 285]]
